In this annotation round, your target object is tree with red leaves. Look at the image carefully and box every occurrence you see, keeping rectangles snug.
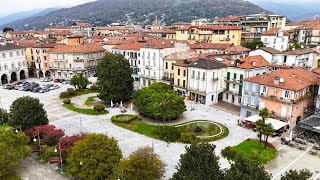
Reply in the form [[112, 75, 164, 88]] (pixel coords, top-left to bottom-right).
[[25, 125, 65, 146], [59, 133, 87, 154]]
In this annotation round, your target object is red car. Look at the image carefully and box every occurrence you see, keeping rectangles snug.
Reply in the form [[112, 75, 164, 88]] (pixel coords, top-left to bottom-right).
[[54, 79, 60, 83]]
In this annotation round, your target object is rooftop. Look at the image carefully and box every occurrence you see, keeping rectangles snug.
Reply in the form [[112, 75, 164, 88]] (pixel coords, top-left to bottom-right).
[[259, 47, 282, 55], [189, 58, 228, 69], [48, 44, 105, 53], [0, 43, 24, 51], [229, 55, 270, 69], [261, 28, 289, 36]]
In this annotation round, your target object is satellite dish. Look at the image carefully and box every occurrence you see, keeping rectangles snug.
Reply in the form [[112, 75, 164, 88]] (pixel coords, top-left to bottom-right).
[[279, 78, 284, 83]]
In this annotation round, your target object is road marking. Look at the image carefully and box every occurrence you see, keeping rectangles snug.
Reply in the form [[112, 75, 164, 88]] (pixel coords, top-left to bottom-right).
[[272, 147, 312, 180], [277, 145, 286, 151]]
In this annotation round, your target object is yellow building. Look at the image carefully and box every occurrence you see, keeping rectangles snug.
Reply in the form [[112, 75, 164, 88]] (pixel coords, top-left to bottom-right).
[[58, 36, 84, 45], [174, 25, 242, 45], [162, 51, 198, 85]]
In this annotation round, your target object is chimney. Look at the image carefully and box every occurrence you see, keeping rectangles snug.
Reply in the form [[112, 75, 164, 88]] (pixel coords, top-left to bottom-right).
[[252, 60, 256, 67], [292, 74, 296, 77], [274, 77, 280, 85]]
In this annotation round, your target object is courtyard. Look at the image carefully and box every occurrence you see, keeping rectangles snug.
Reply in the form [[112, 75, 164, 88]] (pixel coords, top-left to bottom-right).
[[1, 79, 320, 179]]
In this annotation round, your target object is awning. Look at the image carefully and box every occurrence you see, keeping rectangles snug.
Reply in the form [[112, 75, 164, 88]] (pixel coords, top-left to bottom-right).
[[131, 74, 140, 78], [245, 115, 289, 130], [298, 114, 320, 133]]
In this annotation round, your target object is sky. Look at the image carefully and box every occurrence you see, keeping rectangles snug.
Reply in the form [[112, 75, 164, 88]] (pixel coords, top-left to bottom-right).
[[0, 0, 96, 17]]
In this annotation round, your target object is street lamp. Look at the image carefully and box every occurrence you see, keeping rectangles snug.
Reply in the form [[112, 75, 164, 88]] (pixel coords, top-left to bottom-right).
[[54, 142, 63, 174], [117, 171, 123, 180], [79, 156, 84, 166], [15, 125, 21, 133], [33, 132, 42, 160]]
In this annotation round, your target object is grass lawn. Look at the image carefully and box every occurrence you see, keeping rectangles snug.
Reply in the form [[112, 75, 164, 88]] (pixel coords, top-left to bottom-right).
[[60, 89, 97, 99], [63, 104, 108, 115], [225, 139, 277, 164], [84, 96, 104, 106], [0, 123, 10, 129], [113, 119, 229, 142]]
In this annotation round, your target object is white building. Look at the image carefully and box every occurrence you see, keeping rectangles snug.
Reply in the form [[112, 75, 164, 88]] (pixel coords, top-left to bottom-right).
[[249, 47, 284, 65], [261, 28, 289, 51], [223, 55, 270, 106], [138, 39, 189, 88], [0, 43, 28, 85], [48, 44, 105, 79], [71, 22, 95, 37], [188, 59, 228, 105]]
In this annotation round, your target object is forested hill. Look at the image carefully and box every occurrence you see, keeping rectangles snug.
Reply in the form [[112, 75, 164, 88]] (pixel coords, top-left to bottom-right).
[[4, 0, 269, 30]]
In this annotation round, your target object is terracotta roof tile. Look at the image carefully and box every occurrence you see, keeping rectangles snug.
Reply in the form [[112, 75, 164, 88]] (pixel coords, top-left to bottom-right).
[[261, 28, 289, 36], [190, 43, 232, 50], [48, 44, 105, 53], [283, 48, 315, 55], [228, 55, 270, 69], [226, 45, 250, 53], [259, 47, 282, 55], [245, 67, 319, 91]]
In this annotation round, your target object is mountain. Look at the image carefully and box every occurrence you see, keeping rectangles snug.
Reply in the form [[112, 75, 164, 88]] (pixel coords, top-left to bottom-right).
[[250, 1, 320, 21], [4, 0, 268, 30], [0, 8, 60, 28]]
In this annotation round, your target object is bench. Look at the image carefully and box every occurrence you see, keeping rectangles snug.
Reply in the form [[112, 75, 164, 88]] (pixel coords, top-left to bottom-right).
[[48, 157, 63, 164]]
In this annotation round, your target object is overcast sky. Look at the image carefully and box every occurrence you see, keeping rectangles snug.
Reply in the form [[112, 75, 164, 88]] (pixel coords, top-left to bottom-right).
[[0, 0, 96, 17], [1, 0, 320, 18]]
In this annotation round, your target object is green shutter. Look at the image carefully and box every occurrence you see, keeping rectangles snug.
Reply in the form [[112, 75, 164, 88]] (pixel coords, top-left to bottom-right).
[[227, 72, 230, 80], [239, 85, 242, 95], [226, 82, 229, 91], [240, 74, 244, 83], [233, 73, 237, 80]]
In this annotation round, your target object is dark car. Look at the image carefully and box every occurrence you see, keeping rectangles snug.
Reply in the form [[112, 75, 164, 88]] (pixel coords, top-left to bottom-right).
[[32, 87, 42, 93], [54, 79, 60, 83], [3, 84, 14, 90], [23, 86, 32, 91]]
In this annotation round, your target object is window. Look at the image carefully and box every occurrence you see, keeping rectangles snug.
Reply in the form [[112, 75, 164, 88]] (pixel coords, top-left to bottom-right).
[[238, 97, 241, 104], [202, 72, 205, 80], [263, 86, 267, 93], [282, 38, 285, 42], [244, 83, 249, 90], [243, 95, 248, 104], [212, 95, 214, 101], [183, 80, 186, 88], [232, 83, 236, 89], [183, 70, 186, 77], [16, 51, 20, 56], [233, 73, 237, 80], [213, 72, 215, 78], [165, 62, 168, 69], [232, 35, 235, 39], [9, 52, 13, 57], [178, 79, 180, 86], [44, 56, 47, 60], [178, 69, 180, 75], [284, 90, 290, 98], [251, 97, 256, 105], [264, 38, 267, 42], [226, 94, 229, 100], [281, 45, 284, 50]]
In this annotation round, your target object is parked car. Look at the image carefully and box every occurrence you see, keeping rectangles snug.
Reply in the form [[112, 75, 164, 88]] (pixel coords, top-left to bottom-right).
[[23, 86, 32, 91], [41, 78, 50, 82], [3, 84, 14, 90], [54, 79, 60, 83], [61, 80, 69, 84], [32, 87, 42, 93]]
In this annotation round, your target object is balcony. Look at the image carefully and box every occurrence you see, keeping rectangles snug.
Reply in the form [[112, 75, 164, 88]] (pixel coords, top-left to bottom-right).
[[224, 90, 241, 96], [74, 59, 84, 62], [162, 76, 174, 82], [9, 68, 20, 73], [260, 93, 313, 104], [188, 87, 206, 94], [211, 77, 219, 81], [145, 65, 152, 70], [140, 74, 156, 80], [225, 78, 242, 84], [270, 112, 290, 122]]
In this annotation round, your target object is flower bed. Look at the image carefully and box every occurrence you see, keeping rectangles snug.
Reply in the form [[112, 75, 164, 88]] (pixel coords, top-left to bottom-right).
[[111, 114, 138, 124]]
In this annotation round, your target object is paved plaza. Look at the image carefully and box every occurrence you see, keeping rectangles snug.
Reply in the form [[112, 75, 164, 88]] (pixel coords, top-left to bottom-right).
[[0, 79, 319, 179]]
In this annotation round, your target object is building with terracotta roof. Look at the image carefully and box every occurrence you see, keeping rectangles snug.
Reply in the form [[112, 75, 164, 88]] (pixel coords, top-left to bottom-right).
[[241, 67, 319, 125], [71, 22, 95, 37], [187, 58, 228, 105], [138, 39, 189, 88], [174, 25, 242, 45], [48, 44, 105, 78], [0, 43, 28, 85], [190, 43, 233, 54], [261, 28, 289, 51], [223, 55, 270, 106]]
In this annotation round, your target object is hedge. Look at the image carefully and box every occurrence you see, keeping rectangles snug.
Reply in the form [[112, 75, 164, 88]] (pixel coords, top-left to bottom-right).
[[111, 114, 138, 124]]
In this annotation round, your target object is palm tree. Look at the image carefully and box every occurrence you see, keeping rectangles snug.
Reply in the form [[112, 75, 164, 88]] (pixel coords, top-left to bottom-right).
[[262, 123, 275, 149], [255, 119, 264, 143], [259, 108, 270, 123]]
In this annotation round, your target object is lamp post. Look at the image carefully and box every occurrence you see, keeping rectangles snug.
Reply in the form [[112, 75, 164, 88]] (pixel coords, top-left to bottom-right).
[[15, 125, 21, 133], [33, 132, 42, 160], [117, 170, 123, 180], [54, 142, 63, 174]]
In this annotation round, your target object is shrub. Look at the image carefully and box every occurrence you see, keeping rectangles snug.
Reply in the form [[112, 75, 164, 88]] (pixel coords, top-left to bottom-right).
[[221, 146, 237, 158], [111, 114, 138, 124], [156, 126, 181, 142], [59, 133, 87, 154], [67, 88, 76, 95], [93, 104, 106, 112], [0, 108, 9, 123], [63, 98, 71, 104], [25, 125, 65, 146], [180, 132, 199, 143], [90, 85, 98, 90], [59, 91, 70, 99]]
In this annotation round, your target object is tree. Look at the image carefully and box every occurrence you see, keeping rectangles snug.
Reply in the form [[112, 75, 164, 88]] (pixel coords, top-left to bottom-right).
[[224, 156, 271, 180], [0, 129, 31, 179], [171, 143, 224, 180], [9, 96, 48, 130], [96, 54, 134, 102], [262, 123, 275, 149], [257, 108, 270, 143], [288, 43, 301, 50], [241, 39, 264, 50], [59, 133, 87, 154], [133, 82, 186, 120], [67, 134, 122, 180], [111, 146, 166, 180], [70, 73, 89, 90], [280, 169, 313, 180], [25, 125, 65, 146], [2, 27, 14, 33], [255, 120, 264, 144], [0, 108, 9, 123]]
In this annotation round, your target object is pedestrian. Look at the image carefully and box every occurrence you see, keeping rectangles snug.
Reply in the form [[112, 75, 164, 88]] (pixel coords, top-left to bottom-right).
[[166, 140, 169, 147]]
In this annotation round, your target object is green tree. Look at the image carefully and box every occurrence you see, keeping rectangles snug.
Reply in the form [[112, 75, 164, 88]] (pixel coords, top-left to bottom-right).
[[280, 169, 312, 180], [133, 82, 186, 120], [0, 108, 9, 123], [257, 108, 270, 143], [66, 134, 122, 180], [241, 39, 265, 50], [70, 73, 89, 90], [224, 156, 271, 180], [262, 123, 275, 149], [171, 143, 224, 180], [255, 119, 265, 144], [2, 27, 14, 33], [0, 129, 31, 179], [9, 96, 48, 130], [111, 146, 166, 180], [96, 54, 134, 102], [288, 43, 301, 50]]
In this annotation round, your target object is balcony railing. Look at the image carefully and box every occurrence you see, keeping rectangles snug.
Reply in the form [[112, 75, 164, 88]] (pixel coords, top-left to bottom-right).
[[145, 65, 152, 70], [225, 78, 242, 84], [211, 77, 219, 81], [241, 104, 259, 111], [162, 76, 174, 82], [260, 93, 313, 104], [188, 87, 206, 94]]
